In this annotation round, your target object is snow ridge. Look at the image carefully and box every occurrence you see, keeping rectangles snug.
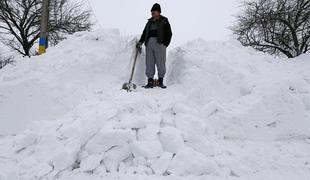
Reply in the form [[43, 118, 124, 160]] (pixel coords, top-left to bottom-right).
[[0, 29, 310, 180]]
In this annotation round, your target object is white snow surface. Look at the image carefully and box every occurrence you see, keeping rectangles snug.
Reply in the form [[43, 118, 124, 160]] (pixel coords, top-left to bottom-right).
[[0, 29, 310, 180]]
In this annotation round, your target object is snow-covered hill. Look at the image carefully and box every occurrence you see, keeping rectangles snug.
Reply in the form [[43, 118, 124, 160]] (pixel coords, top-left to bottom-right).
[[0, 29, 310, 180]]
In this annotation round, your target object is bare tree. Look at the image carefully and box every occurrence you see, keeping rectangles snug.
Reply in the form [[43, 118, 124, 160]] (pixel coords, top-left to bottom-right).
[[0, 0, 41, 56], [49, 0, 92, 45], [232, 0, 310, 58], [0, 0, 92, 57]]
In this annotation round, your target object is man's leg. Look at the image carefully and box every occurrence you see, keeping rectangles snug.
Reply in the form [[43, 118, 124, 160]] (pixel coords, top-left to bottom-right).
[[154, 43, 167, 88], [145, 41, 156, 79], [154, 43, 167, 78], [144, 39, 156, 88]]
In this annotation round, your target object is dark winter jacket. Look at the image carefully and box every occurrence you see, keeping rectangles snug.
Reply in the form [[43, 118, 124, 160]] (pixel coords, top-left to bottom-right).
[[139, 15, 172, 47]]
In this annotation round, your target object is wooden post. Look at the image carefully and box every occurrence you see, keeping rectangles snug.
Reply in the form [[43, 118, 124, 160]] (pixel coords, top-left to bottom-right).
[[38, 0, 49, 55]]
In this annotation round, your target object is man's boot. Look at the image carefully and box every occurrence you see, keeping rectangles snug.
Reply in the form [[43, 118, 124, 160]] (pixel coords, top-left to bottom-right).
[[158, 78, 167, 89], [143, 78, 154, 89]]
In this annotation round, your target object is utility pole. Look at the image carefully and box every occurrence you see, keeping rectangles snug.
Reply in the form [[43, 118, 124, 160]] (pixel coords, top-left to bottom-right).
[[38, 0, 49, 55]]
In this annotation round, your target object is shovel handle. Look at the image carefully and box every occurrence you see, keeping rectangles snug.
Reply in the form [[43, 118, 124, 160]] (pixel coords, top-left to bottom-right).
[[129, 46, 141, 83]]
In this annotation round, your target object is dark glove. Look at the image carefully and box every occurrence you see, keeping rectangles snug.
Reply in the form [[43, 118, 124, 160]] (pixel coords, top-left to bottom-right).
[[136, 42, 142, 53]]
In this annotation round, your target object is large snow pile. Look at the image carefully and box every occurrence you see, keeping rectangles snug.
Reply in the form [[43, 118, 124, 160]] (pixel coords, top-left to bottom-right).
[[0, 29, 310, 180]]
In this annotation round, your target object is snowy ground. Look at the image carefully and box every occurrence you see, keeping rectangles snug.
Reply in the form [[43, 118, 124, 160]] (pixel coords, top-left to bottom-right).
[[0, 29, 310, 180]]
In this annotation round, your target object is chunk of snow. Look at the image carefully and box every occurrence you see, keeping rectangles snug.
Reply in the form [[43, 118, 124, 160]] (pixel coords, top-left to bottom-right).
[[50, 151, 76, 171], [137, 124, 160, 141], [159, 126, 184, 153], [14, 133, 37, 152], [168, 147, 217, 176], [130, 140, 163, 158], [103, 144, 132, 172], [80, 153, 103, 172], [151, 152, 173, 175], [85, 129, 135, 154]]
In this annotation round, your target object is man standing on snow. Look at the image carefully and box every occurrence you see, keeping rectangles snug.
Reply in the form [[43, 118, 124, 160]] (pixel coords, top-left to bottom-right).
[[136, 3, 172, 89]]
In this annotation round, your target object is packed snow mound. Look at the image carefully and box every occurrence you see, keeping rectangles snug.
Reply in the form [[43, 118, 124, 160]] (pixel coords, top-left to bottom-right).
[[0, 29, 310, 180], [167, 39, 310, 141]]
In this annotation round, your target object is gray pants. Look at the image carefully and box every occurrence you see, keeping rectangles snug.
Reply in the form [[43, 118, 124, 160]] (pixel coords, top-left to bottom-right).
[[145, 37, 167, 79]]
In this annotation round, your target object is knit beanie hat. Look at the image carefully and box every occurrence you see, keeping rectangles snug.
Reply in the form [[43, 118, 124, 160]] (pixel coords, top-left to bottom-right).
[[151, 3, 161, 13]]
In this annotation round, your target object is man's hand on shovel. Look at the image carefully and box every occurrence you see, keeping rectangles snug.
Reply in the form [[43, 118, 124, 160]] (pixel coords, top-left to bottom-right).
[[136, 42, 142, 54]]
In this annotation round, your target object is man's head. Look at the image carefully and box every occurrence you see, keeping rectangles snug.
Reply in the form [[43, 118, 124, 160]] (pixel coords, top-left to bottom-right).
[[151, 3, 161, 19]]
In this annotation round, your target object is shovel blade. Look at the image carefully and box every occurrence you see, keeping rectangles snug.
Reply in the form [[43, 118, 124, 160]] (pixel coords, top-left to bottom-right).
[[122, 82, 137, 92]]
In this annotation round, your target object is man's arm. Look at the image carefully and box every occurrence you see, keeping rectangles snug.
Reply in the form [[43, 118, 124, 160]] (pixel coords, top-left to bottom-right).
[[139, 24, 147, 44], [164, 19, 172, 47]]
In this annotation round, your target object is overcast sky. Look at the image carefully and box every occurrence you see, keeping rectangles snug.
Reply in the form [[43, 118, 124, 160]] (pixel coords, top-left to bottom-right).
[[87, 0, 240, 48]]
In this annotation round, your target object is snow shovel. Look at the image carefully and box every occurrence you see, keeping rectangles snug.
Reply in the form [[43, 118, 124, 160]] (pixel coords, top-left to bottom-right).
[[122, 46, 141, 92]]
